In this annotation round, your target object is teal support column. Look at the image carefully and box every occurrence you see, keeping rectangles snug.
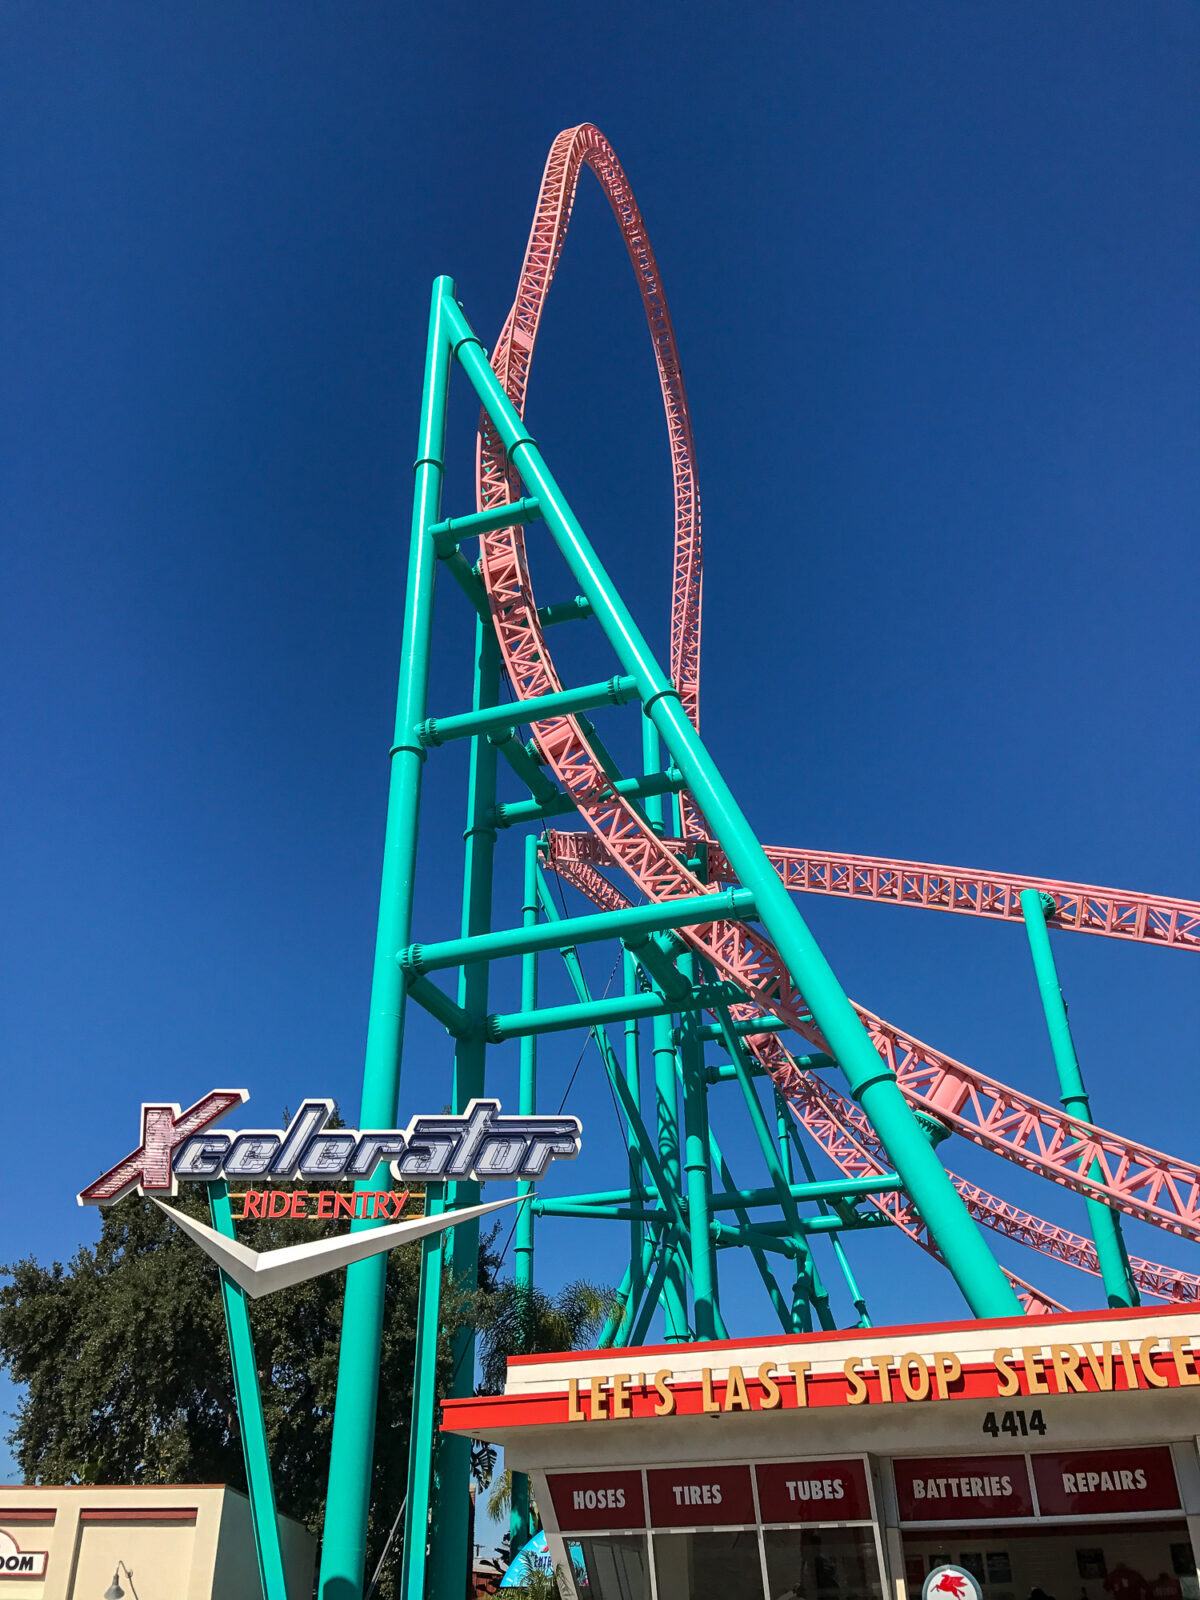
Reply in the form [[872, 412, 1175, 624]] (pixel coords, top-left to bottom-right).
[[399, 1186, 446, 1598], [621, 949, 648, 1341], [208, 1184, 288, 1600], [509, 834, 540, 1555], [425, 614, 502, 1600], [321, 278, 455, 1600], [1020, 889, 1138, 1309], [651, 1009, 690, 1341], [678, 955, 718, 1338], [642, 721, 666, 837], [444, 288, 1019, 1319]]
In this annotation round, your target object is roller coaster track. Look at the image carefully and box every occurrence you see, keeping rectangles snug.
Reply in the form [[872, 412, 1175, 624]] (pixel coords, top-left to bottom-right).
[[547, 834, 1200, 954], [550, 848, 1200, 1310], [475, 124, 1198, 1293]]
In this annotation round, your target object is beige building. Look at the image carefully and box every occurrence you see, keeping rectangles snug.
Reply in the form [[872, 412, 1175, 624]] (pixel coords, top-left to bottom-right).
[[0, 1483, 314, 1600]]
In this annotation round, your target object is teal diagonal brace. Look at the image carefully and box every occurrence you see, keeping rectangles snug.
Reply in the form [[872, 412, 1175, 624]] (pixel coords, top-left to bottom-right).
[[709, 997, 834, 1331], [443, 286, 1018, 1320], [207, 1183, 288, 1600]]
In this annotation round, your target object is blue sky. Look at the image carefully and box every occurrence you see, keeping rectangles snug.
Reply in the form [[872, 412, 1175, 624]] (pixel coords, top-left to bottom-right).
[[2, 0, 1197, 1536]]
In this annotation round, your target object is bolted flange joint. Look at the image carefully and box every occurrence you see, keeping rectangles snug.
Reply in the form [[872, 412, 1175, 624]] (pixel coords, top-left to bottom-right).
[[396, 944, 427, 976]]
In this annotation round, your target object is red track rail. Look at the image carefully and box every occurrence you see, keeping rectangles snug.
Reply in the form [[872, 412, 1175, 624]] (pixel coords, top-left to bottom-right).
[[475, 123, 1199, 1296], [731, 843, 1200, 952], [547, 833, 1199, 953]]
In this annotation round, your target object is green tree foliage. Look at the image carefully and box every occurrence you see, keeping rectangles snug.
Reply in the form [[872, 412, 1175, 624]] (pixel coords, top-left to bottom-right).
[[0, 1183, 474, 1594]]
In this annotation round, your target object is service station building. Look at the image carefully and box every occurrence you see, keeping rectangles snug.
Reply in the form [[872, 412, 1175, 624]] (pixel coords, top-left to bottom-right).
[[445, 1302, 1200, 1600]]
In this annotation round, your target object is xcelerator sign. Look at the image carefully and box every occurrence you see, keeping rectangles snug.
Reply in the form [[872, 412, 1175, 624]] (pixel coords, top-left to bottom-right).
[[78, 1091, 580, 1206], [77, 1090, 583, 1299]]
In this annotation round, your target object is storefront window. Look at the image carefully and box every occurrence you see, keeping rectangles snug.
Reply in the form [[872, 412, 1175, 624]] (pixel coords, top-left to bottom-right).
[[565, 1533, 651, 1599], [652, 1528, 765, 1600], [901, 1524, 1197, 1600], [761, 1526, 884, 1600]]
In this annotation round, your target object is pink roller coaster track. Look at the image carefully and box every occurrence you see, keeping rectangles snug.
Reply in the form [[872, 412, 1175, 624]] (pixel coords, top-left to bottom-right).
[[474, 125, 1197, 1305]]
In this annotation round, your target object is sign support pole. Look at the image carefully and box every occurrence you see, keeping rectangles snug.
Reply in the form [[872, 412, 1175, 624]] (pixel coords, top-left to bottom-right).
[[207, 1182, 289, 1600]]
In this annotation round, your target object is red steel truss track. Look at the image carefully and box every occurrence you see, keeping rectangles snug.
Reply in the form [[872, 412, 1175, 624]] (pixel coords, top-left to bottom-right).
[[717, 843, 1200, 952], [474, 123, 1199, 1293], [546, 833, 1200, 953]]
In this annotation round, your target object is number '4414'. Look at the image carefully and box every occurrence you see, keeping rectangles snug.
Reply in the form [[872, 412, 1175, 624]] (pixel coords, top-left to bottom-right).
[[982, 1408, 1046, 1438]]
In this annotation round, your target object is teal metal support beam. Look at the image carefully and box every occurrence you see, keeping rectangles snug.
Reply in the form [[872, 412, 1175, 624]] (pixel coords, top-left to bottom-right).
[[429, 495, 541, 554], [709, 999, 834, 1332], [621, 950, 648, 1352], [650, 1006, 690, 1342], [208, 1183, 288, 1600], [400, 887, 755, 975], [626, 929, 693, 1003], [706, 1051, 834, 1082], [629, 1234, 679, 1347], [691, 1015, 791, 1043], [532, 894, 691, 1244], [535, 875, 710, 1336], [321, 277, 455, 1600], [440, 549, 490, 620], [513, 834, 541, 1297], [443, 287, 1019, 1319], [400, 1185, 445, 1598], [641, 720, 667, 837], [774, 1090, 872, 1326], [771, 1091, 811, 1333], [1020, 888, 1139, 1309], [750, 1211, 892, 1237], [426, 612, 503, 1600], [489, 725, 561, 805], [614, 1234, 660, 1347], [405, 974, 479, 1038], [538, 594, 593, 627], [678, 953, 718, 1339], [707, 1173, 903, 1210], [534, 1201, 666, 1223], [490, 766, 684, 829], [417, 674, 638, 748], [510, 826, 540, 1557], [485, 981, 744, 1042], [533, 1185, 636, 1207], [597, 1257, 636, 1350], [710, 1221, 808, 1257]]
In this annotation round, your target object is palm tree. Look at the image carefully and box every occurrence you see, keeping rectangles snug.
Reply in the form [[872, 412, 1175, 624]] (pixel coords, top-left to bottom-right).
[[476, 1278, 614, 1396], [472, 1276, 615, 1534]]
